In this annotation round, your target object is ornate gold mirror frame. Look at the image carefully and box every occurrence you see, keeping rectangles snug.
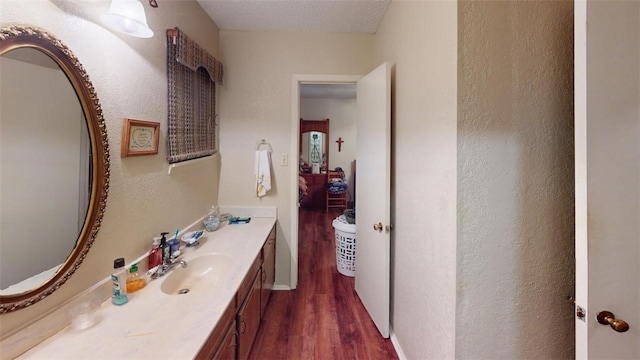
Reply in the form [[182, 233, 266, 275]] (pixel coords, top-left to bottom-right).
[[0, 26, 110, 313]]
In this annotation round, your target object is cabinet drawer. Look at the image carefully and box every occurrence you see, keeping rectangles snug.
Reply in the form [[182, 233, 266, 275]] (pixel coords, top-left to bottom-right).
[[267, 225, 276, 244], [212, 319, 236, 360], [236, 274, 262, 360], [236, 255, 261, 308], [263, 226, 276, 260]]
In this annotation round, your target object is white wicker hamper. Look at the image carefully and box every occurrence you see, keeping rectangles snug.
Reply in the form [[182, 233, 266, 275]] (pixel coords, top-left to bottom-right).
[[332, 215, 356, 277]]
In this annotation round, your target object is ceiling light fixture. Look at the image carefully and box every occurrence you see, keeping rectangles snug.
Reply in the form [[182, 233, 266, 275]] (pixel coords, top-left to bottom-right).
[[101, 0, 155, 38]]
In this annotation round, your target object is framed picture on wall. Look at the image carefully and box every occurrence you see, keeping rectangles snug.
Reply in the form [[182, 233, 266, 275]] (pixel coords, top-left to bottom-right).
[[121, 118, 160, 157]]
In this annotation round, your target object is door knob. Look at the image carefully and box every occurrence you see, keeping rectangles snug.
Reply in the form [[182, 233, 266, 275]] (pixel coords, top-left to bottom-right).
[[597, 311, 630, 333], [373, 222, 383, 231]]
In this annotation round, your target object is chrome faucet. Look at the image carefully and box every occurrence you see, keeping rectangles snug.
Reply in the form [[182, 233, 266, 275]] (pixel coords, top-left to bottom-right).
[[151, 256, 187, 279]]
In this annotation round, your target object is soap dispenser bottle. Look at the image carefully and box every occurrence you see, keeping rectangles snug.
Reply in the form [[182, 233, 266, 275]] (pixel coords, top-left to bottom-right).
[[126, 263, 146, 293], [148, 237, 162, 269], [159, 232, 170, 264]]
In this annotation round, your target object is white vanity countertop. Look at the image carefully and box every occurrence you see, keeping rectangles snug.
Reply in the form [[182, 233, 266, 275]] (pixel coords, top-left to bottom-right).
[[18, 217, 276, 359]]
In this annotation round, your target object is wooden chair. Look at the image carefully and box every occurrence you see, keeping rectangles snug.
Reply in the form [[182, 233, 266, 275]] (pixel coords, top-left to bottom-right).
[[326, 171, 348, 212]]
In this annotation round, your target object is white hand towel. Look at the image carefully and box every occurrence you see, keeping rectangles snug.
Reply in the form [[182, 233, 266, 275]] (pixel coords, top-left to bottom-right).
[[254, 150, 272, 197]]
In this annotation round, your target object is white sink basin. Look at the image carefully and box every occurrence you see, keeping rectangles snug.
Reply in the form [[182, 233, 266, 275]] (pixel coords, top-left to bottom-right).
[[160, 253, 233, 295]]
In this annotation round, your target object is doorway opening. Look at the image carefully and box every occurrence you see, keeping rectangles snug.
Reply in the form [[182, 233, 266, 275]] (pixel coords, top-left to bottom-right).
[[289, 74, 360, 289]]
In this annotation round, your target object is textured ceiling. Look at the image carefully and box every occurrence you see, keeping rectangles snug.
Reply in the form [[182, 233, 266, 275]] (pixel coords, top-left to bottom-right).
[[300, 84, 356, 98], [196, 0, 391, 33]]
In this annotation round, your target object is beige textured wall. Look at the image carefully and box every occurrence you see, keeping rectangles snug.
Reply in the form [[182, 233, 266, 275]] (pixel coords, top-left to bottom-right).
[[218, 31, 373, 286], [457, 1, 575, 358], [0, 0, 220, 337], [373, 1, 459, 358]]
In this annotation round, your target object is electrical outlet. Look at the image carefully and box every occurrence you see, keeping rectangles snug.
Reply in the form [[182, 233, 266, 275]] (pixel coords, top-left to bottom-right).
[[280, 153, 288, 166]]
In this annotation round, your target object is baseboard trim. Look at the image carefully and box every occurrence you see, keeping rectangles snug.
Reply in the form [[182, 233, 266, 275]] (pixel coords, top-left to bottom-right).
[[390, 327, 407, 360], [272, 284, 292, 291]]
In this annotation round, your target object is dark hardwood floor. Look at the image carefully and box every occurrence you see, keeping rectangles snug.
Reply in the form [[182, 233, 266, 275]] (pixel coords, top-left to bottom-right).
[[249, 207, 398, 360]]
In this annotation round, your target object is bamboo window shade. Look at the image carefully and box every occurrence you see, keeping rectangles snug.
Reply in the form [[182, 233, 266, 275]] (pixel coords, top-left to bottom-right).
[[166, 27, 223, 164]]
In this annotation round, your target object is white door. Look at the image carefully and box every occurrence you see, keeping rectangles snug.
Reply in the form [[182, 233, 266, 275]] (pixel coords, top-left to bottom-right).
[[355, 62, 391, 338], [575, 1, 639, 358]]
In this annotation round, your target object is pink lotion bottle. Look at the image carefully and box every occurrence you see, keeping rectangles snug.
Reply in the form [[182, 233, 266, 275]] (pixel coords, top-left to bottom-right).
[[148, 237, 162, 270]]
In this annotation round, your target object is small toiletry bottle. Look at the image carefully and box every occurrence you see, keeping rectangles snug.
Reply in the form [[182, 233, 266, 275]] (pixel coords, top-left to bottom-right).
[[111, 258, 128, 305], [159, 232, 170, 264], [148, 237, 162, 269], [126, 263, 146, 293]]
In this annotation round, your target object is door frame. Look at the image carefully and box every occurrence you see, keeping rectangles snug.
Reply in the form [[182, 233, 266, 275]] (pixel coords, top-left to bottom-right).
[[574, 0, 587, 356], [289, 74, 362, 289]]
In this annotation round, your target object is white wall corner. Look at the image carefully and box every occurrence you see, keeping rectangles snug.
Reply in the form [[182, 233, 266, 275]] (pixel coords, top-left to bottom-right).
[[390, 327, 408, 360]]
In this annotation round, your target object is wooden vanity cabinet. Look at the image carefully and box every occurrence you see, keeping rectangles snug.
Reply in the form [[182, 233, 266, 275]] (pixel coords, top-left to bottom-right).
[[261, 226, 276, 317], [196, 224, 277, 360], [195, 299, 237, 360]]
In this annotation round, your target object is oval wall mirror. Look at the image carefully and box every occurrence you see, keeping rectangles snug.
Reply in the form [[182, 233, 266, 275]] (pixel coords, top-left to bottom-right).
[[0, 26, 110, 313]]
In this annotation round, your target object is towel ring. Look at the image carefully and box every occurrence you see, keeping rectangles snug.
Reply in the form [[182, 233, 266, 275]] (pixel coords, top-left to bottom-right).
[[255, 139, 273, 152]]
